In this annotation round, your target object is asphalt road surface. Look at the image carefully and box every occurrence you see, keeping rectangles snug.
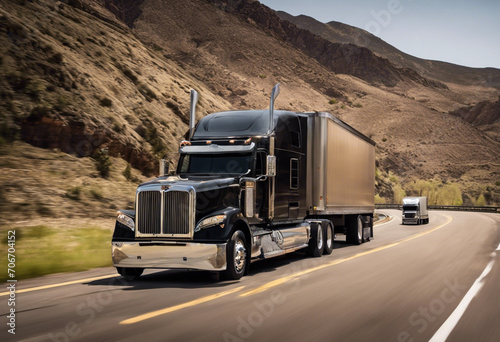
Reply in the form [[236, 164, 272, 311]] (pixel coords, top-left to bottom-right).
[[2, 210, 499, 342]]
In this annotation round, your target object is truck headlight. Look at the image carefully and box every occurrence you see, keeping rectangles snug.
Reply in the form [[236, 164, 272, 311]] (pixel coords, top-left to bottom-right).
[[195, 215, 226, 232], [117, 212, 135, 231]]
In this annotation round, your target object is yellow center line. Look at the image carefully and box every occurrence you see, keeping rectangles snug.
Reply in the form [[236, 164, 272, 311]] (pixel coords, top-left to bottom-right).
[[240, 215, 453, 297], [0, 274, 117, 297], [120, 286, 246, 325]]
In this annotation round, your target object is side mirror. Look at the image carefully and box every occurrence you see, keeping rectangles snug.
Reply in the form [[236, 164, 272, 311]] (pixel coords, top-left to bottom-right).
[[266, 156, 276, 177]]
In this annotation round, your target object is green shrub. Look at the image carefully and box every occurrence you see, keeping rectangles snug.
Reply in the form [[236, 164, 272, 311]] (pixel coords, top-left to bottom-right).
[[374, 194, 386, 204], [123, 163, 138, 182], [123, 163, 132, 180], [25, 79, 46, 101], [393, 183, 406, 204], [475, 194, 486, 206], [145, 125, 167, 158], [94, 150, 111, 178], [66, 186, 82, 200]]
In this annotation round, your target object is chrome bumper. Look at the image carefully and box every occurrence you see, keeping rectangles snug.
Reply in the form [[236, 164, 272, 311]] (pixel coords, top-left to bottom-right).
[[402, 218, 418, 224], [112, 241, 227, 271]]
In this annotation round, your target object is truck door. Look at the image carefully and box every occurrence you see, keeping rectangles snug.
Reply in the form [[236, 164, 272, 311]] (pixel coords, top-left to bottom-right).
[[274, 115, 305, 221]]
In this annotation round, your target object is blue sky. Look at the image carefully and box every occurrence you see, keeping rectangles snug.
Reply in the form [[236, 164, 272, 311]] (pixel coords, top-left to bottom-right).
[[259, 0, 500, 69]]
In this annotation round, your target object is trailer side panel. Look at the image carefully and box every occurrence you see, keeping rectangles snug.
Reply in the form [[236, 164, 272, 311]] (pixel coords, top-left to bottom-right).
[[308, 112, 375, 214]]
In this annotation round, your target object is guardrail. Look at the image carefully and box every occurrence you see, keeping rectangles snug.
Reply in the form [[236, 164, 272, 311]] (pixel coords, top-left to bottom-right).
[[375, 204, 500, 213]]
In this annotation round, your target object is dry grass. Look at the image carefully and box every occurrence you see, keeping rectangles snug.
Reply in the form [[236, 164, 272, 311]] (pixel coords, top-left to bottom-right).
[[0, 225, 112, 283], [0, 142, 143, 226]]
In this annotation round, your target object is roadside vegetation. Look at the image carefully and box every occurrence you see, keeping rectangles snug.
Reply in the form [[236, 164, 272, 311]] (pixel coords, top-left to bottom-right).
[[375, 168, 498, 206], [0, 225, 111, 283]]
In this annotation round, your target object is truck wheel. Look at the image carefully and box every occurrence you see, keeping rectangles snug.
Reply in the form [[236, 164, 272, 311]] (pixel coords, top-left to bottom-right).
[[117, 267, 143, 281], [223, 230, 247, 280], [356, 215, 363, 244], [307, 224, 324, 257], [323, 222, 334, 255], [347, 216, 363, 245]]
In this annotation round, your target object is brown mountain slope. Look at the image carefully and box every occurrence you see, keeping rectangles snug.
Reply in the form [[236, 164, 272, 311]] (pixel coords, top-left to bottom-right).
[[276, 11, 500, 90], [0, 0, 231, 174], [450, 97, 500, 141]]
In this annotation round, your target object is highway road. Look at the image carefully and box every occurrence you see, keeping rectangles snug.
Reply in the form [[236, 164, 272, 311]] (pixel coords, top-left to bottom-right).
[[2, 210, 499, 342]]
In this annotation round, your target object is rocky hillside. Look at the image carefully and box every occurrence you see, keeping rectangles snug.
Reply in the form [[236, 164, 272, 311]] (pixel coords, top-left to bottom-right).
[[450, 97, 500, 142], [0, 0, 499, 226]]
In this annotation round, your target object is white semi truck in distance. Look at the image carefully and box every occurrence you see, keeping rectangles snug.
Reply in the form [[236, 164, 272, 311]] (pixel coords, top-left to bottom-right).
[[402, 197, 429, 225]]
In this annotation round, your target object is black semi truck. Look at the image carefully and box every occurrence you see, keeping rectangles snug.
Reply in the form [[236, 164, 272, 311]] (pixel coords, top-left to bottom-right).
[[112, 85, 376, 280]]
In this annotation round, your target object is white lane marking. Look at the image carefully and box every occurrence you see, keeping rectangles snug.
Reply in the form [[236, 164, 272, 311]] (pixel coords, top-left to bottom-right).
[[429, 242, 500, 342]]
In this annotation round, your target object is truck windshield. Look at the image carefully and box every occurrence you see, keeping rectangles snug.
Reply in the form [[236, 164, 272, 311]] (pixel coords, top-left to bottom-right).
[[403, 205, 418, 211], [179, 153, 253, 175]]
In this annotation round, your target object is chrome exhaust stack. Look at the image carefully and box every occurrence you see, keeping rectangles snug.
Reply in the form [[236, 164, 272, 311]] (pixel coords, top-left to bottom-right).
[[189, 89, 199, 140], [268, 83, 280, 134]]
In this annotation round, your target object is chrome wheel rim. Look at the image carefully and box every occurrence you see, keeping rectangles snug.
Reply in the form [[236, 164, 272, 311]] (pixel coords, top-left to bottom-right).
[[357, 218, 363, 241], [234, 239, 246, 273], [326, 225, 332, 249], [317, 226, 323, 250]]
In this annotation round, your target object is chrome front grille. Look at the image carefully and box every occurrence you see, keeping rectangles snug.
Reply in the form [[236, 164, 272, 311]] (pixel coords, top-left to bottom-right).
[[163, 191, 191, 235], [136, 189, 194, 238], [137, 191, 162, 235]]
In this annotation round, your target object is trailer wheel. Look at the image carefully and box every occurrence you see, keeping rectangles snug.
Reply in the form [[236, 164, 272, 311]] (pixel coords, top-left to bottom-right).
[[117, 267, 143, 281], [323, 222, 334, 255], [357, 215, 364, 244], [347, 216, 363, 245], [223, 230, 247, 280], [307, 224, 324, 257]]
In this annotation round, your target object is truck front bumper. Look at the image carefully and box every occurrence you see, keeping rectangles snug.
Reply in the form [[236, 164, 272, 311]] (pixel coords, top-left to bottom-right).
[[112, 241, 227, 271], [402, 218, 419, 224]]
